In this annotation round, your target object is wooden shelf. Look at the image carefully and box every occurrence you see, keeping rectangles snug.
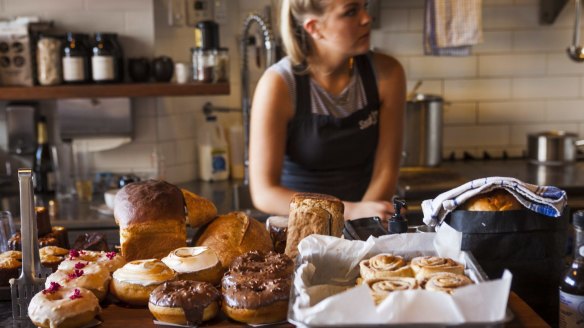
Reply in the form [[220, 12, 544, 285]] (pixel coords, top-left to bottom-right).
[[0, 82, 230, 100]]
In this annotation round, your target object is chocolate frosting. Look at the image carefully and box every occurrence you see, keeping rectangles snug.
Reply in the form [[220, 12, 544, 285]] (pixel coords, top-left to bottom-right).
[[228, 251, 293, 279], [149, 280, 220, 325], [222, 276, 290, 309], [114, 180, 186, 228], [221, 251, 293, 309]]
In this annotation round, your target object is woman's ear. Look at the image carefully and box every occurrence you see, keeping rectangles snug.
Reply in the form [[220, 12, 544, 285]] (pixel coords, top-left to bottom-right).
[[303, 18, 322, 40]]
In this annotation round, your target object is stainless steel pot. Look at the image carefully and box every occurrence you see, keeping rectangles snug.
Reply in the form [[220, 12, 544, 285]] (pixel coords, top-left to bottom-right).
[[527, 131, 584, 165], [402, 94, 443, 167]]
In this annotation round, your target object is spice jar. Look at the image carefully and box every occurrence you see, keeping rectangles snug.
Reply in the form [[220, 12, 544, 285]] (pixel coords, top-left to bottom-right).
[[91, 33, 123, 83], [37, 35, 62, 86], [213, 48, 229, 82], [62, 32, 90, 84], [191, 47, 214, 83]]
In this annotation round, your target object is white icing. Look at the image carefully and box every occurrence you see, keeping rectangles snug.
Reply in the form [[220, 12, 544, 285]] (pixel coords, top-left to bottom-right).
[[161, 247, 219, 274], [28, 287, 100, 327], [112, 259, 176, 286], [46, 261, 111, 292], [63, 251, 126, 273]]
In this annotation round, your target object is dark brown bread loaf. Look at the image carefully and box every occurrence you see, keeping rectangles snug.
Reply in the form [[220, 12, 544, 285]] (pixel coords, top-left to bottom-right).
[[114, 180, 186, 261]]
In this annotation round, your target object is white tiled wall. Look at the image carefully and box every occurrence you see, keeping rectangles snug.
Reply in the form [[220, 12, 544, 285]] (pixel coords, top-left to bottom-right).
[[3, 0, 584, 182], [377, 0, 584, 159]]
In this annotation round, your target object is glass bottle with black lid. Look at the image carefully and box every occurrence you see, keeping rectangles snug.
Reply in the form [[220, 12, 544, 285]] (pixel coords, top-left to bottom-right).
[[91, 32, 123, 83], [62, 32, 90, 84]]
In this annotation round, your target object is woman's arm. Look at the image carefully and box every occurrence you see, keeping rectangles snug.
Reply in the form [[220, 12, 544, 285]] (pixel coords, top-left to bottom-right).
[[248, 69, 297, 216], [344, 53, 406, 220]]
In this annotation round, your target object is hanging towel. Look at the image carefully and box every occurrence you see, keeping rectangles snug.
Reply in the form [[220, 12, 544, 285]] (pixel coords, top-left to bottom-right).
[[421, 177, 568, 226], [424, 0, 483, 56]]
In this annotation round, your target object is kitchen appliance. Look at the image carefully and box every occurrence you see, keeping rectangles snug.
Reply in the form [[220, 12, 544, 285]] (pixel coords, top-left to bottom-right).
[[402, 94, 443, 167], [527, 131, 584, 165]]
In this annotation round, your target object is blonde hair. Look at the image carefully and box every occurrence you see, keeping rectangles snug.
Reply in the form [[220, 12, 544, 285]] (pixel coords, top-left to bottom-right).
[[280, 0, 328, 66]]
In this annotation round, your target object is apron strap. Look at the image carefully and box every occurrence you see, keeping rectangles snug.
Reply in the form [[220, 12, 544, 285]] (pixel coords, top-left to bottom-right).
[[354, 53, 380, 110]]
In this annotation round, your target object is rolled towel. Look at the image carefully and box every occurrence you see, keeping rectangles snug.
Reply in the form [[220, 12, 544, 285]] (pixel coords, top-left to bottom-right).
[[422, 177, 567, 226]]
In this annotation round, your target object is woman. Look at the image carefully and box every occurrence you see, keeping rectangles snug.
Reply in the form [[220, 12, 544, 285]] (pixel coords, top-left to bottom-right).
[[249, 0, 405, 221]]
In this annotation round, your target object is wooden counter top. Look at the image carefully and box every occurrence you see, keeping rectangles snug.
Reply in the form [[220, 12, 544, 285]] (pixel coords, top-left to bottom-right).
[[10, 291, 540, 327]]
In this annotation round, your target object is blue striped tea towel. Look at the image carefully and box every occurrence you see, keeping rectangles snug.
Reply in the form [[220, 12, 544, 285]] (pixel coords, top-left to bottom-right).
[[421, 177, 567, 227]]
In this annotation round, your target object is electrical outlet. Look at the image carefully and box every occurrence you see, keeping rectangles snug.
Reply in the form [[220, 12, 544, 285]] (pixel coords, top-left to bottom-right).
[[186, 0, 214, 26], [167, 0, 186, 27], [214, 0, 227, 26]]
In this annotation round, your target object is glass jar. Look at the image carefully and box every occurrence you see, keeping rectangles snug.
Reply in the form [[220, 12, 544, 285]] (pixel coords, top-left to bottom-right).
[[37, 35, 62, 86], [213, 47, 229, 83], [62, 32, 90, 83], [91, 33, 123, 83], [191, 47, 214, 83]]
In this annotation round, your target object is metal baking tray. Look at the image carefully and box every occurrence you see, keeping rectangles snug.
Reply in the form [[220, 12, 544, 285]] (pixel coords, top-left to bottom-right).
[[287, 251, 514, 327]]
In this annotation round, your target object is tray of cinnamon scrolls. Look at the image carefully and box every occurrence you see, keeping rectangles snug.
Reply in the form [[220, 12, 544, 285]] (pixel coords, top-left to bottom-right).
[[287, 231, 514, 327]]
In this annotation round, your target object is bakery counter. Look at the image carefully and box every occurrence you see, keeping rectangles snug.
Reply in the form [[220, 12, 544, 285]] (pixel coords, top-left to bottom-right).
[[0, 291, 549, 327]]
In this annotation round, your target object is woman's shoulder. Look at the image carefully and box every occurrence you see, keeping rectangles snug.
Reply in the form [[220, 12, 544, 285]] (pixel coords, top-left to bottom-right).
[[369, 52, 405, 80], [265, 56, 295, 84]]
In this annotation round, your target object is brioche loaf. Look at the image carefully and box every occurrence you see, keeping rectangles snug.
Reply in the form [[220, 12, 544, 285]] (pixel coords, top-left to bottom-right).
[[461, 189, 523, 211], [181, 189, 217, 228], [195, 211, 273, 269], [285, 193, 344, 260], [114, 180, 187, 261]]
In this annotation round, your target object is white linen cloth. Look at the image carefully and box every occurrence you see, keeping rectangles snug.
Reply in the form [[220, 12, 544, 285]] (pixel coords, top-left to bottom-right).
[[422, 176, 568, 226], [424, 0, 483, 56]]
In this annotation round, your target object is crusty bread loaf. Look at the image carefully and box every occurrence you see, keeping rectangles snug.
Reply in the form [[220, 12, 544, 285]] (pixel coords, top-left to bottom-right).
[[285, 193, 344, 260], [461, 189, 523, 211], [181, 189, 217, 228], [289, 193, 344, 235], [114, 180, 186, 261], [195, 211, 273, 270]]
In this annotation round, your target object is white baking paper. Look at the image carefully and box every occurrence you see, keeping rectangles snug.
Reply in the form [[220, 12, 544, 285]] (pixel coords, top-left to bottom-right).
[[291, 226, 512, 325]]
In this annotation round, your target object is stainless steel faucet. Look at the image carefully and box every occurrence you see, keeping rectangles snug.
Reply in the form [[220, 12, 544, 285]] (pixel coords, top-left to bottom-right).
[[240, 13, 276, 185]]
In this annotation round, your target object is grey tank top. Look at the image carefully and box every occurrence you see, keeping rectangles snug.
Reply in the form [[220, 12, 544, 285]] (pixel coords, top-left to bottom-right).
[[268, 57, 369, 118]]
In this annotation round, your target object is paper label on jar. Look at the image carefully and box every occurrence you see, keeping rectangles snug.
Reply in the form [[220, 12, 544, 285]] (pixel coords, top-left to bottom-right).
[[559, 291, 584, 327], [62, 57, 85, 81], [91, 56, 114, 81]]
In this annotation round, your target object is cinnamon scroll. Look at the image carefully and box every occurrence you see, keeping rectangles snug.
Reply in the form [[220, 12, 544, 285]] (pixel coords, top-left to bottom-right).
[[359, 254, 414, 279], [358, 254, 472, 304]]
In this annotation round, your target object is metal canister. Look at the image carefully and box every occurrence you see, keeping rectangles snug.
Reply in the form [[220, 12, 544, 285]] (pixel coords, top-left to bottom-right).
[[402, 94, 444, 167]]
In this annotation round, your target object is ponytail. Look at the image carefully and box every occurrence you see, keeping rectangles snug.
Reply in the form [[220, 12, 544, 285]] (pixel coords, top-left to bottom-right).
[[280, 0, 328, 67]]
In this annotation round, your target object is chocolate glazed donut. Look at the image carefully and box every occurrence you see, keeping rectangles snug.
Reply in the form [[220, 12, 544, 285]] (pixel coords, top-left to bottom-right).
[[221, 251, 293, 324], [149, 280, 221, 325]]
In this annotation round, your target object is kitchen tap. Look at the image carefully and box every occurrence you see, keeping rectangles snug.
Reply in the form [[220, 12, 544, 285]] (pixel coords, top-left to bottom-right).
[[240, 13, 276, 185]]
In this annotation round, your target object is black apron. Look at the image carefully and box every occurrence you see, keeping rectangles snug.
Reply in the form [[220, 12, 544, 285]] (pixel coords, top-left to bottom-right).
[[281, 54, 380, 201]]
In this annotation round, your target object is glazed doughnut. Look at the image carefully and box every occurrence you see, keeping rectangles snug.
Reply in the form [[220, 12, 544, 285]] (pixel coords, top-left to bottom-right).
[[161, 247, 223, 285], [359, 254, 414, 279], [64, 249, 126, 273], [148, 280, 221, 325], [410, 256, 465, 282], [28, 282, 101, 328], [110, 259, 176, 306], [364, 277, 419, 305], [424, 272, 473, 294], [222, 251, 293, 324], [45, 261, 111, 302]]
